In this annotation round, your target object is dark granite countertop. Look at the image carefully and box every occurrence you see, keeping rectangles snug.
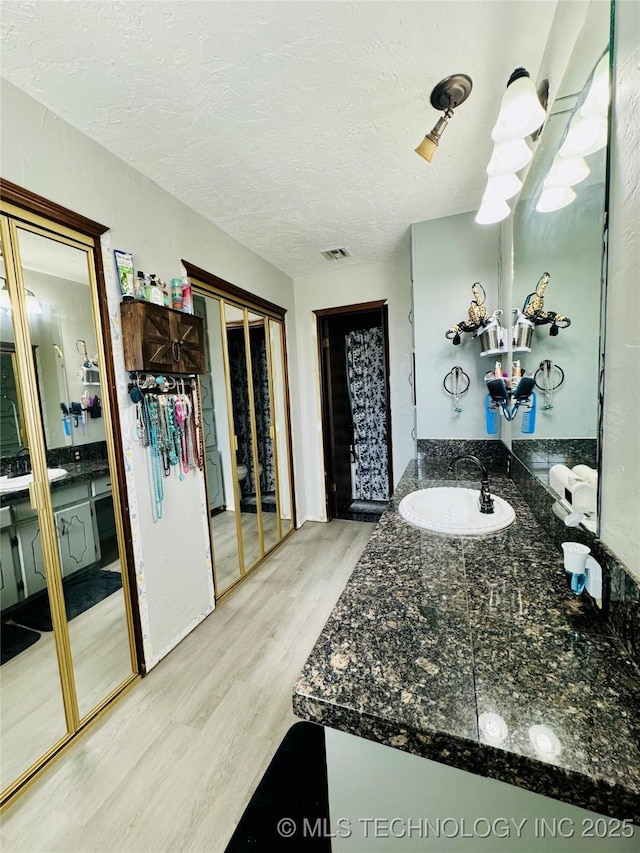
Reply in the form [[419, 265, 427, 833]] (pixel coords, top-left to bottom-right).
[[293, 461, 640, 822], [0, 459, 111, 508]]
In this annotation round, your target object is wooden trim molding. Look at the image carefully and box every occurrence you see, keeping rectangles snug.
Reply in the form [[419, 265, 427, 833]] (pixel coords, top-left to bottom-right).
[[182, 260, 287, 319], [313, 299, 387, 318], [0, 179, 108, 237]]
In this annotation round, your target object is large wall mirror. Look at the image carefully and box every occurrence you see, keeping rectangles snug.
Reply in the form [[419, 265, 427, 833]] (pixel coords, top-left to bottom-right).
[[1, 231, 106, 451], [503, 0, 612, 534], [0, 195, 138, 806], [186, 261, 295, 599]]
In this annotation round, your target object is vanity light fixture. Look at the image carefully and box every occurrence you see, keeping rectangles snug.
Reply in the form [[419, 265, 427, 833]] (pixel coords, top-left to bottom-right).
[[485, 173, 523, 201], [486, 138, 533, 176], [475, 194, 511, 225], [559, 114, 608, 158], [536, 186, 576, 213], [544, 154, 590, 189], [476, 69, 547, 225], [414, 73, 473, 163], [491, 68, 547, 143], [580, 52, 610, 120]]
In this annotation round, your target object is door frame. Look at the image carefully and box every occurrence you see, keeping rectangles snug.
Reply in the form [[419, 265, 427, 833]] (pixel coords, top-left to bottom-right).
[[314, 300, 393, 520]]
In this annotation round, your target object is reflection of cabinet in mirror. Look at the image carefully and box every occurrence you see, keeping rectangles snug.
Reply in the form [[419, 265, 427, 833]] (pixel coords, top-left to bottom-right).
[[120, 300, 206, 374]]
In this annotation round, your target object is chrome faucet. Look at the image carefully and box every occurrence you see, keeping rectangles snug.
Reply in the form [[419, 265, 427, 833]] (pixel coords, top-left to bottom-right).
[[449, 454, 495, 514]]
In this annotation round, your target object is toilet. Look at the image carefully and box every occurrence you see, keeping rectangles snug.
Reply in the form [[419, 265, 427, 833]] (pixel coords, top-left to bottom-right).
[[237, 462, 262, 482]]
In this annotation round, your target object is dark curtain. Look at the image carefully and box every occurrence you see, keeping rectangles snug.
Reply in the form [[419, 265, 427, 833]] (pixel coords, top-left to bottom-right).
[[227, 327, 276, 496], [227, 329, 254, 493], [249, 327, 276, 494], [345, 327, 389, 501]]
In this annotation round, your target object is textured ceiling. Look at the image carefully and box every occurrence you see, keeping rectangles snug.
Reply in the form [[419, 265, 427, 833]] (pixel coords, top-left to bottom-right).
[[1, 1, 557, 277]]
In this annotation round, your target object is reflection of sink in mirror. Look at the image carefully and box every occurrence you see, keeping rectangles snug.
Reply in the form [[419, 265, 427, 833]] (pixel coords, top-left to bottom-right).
[[399, 487, 515, 536], [0, 468, 67, 493]]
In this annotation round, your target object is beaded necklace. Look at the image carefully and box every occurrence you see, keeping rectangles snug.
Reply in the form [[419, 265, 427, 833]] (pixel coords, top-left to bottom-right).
[[142, 395, 164, 520]]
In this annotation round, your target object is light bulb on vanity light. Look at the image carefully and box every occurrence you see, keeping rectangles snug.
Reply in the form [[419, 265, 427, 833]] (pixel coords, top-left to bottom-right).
[[491, 68, 547, 143], [559, 115, 608, 158], [536, 186, 576, 213], [475, 193, 511, 225], [486, 138, 533, 176], [580, 52, 610, 120], [485, 173, 522, 201], [544, 155, 590, 189]]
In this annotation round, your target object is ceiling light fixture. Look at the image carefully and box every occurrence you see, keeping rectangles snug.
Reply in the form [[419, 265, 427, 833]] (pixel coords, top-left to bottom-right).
[[414, 73, 473, 163], [491, 68, 547, 143]]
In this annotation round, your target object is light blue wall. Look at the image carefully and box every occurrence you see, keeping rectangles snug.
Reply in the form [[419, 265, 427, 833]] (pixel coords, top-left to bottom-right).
[[411, 212, 500, 439]]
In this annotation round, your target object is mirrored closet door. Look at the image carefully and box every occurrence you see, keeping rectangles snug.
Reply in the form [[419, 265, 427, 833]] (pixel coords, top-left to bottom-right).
[[0, 196, 138, 805], [186, 263, 295, 598]]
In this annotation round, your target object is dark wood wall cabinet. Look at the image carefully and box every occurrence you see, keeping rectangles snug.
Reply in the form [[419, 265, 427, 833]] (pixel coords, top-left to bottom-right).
[[120, 300, 206, 374]]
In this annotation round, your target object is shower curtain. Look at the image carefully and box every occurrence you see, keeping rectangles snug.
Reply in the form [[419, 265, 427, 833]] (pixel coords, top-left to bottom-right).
[[227, 327, 276, 497], [249, 328, 276, 496], [345, 327, 389, 501]]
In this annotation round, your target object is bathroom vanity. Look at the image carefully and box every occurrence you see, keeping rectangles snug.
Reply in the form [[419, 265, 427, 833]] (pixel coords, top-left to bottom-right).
[[294, 462, 639, 848], [0, 458, 113, 611]]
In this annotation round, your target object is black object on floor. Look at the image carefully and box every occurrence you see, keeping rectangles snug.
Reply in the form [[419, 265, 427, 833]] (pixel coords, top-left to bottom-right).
[[11, 569, 122, 633], [338, 499, 388, 523], [225, 721, 331, 851], [1, 623, 41, 665]]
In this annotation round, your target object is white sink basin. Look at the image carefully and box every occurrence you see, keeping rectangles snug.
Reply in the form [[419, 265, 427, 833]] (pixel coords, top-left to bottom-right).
[[0, 468, 67, 494], [399, 487, 515, 536]]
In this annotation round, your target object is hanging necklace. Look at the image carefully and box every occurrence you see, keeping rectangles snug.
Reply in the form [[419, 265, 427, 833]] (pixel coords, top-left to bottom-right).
[[143, 395, 164, 520]]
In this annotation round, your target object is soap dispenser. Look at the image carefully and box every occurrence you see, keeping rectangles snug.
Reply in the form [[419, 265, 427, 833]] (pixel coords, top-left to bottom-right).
[[561, 542, 602, 605]]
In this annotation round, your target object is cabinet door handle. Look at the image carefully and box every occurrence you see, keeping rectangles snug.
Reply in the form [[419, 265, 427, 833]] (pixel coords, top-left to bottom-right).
[[172, 341, 181, 362]]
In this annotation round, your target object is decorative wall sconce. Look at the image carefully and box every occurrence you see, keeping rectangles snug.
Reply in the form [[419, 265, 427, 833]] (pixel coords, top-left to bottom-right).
[[415, 74, 473, 163], [476, 68, 548, 225]]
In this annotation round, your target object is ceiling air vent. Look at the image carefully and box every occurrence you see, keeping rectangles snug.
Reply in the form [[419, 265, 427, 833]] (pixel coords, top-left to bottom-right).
[[321, 247, 351, 261]]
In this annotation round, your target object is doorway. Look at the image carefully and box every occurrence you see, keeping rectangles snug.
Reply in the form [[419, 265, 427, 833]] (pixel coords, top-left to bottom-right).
[[316, 301, 392, 522]]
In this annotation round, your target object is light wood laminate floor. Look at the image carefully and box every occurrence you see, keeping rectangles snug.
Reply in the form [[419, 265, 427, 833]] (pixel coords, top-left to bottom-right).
[[1, 519, 375, 853]]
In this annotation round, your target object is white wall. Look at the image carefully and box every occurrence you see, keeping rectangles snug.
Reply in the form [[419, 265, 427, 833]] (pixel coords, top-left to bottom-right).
[[293, 257, 413, 522], [600, 0, 640, 578], [1, 79, 299, 668], [411, 213, 501, 439]]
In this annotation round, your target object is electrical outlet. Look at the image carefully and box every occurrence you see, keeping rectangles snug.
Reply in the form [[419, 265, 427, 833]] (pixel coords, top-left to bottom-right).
[[74, 450, 81, 461]]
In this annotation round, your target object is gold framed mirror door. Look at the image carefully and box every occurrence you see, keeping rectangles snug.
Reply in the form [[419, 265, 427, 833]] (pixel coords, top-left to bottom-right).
[[0, 203, 138, 805], [187, 265, 295, 599]]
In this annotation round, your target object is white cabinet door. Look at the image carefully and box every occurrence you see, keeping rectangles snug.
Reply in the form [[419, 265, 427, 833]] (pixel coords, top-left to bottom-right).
[[17, 521, 48, 597], [0, 530, 21, 610], [55, 501, 96, 576]]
